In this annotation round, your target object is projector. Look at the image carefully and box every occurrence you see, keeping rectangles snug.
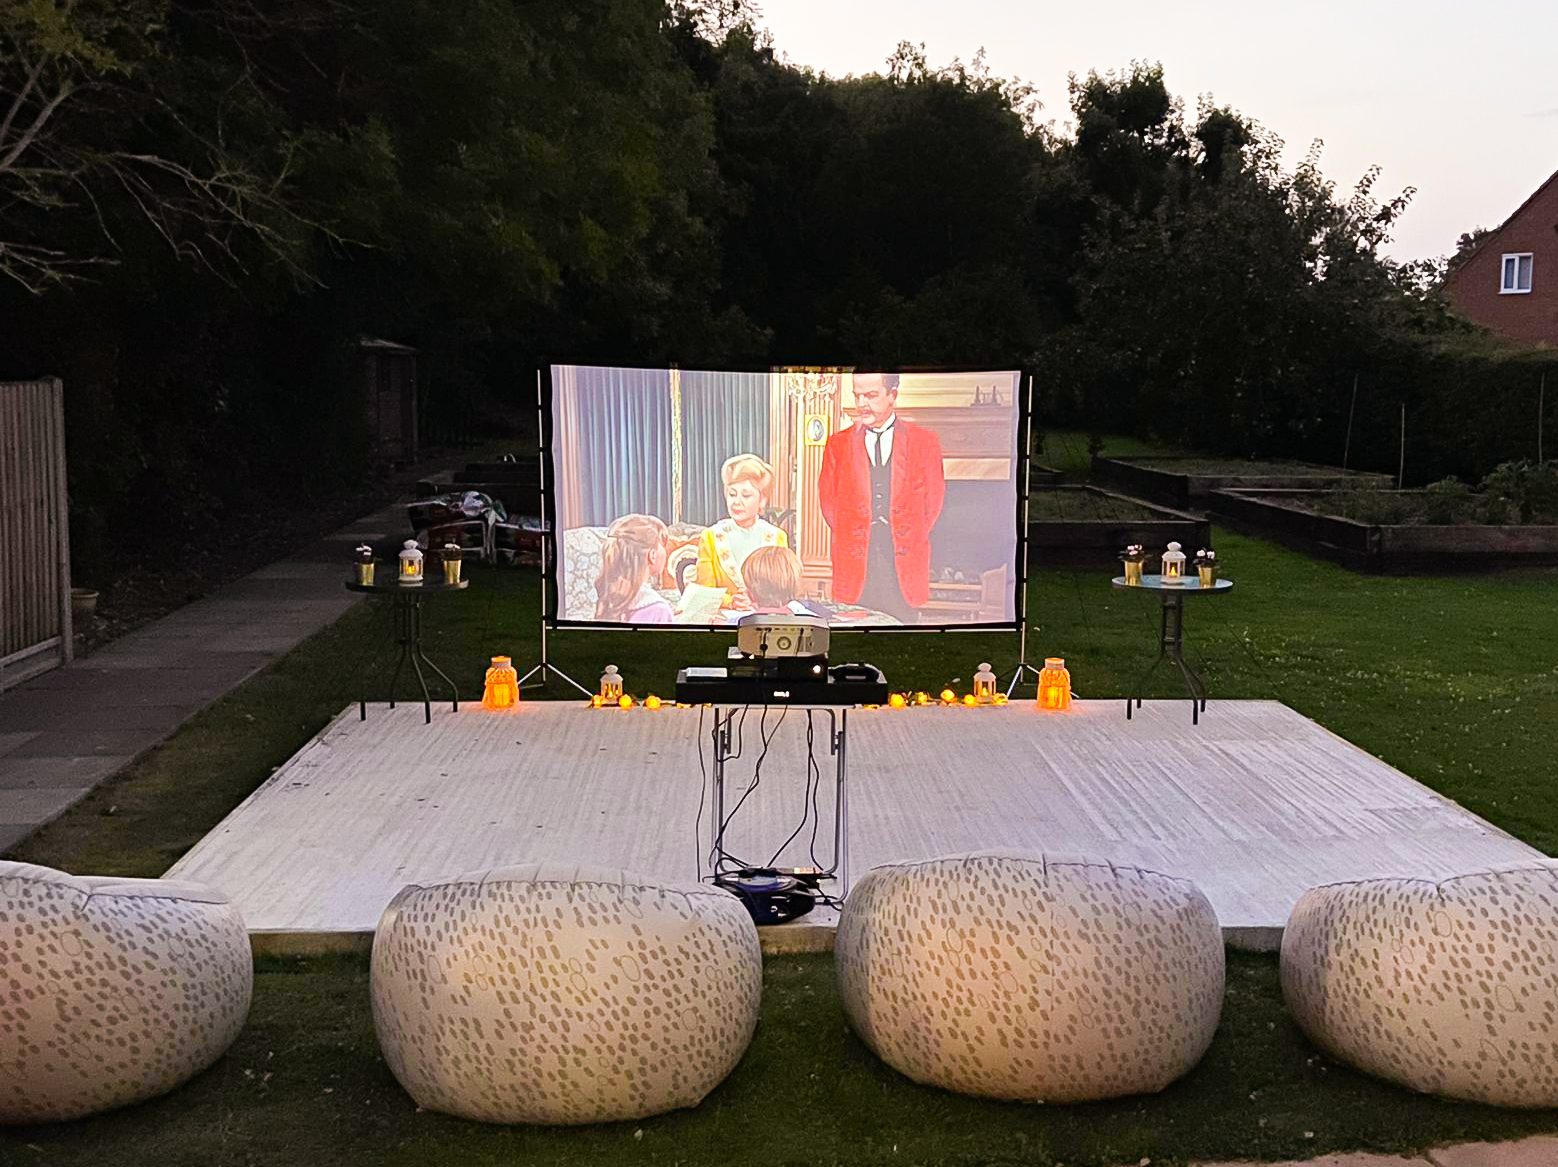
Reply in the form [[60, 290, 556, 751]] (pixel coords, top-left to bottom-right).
[[735, 613, 829, 660]]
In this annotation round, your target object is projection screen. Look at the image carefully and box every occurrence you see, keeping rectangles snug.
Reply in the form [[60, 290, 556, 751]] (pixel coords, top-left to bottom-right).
[[547, 365, 1024, 629]]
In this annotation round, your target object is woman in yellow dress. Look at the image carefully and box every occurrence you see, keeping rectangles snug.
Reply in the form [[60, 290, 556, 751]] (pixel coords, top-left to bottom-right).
[[696, 453, 788, 611]]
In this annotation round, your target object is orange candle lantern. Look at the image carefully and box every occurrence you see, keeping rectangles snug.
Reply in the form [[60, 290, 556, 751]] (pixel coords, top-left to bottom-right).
[[1037, 657, 1072, 711], [482, 655, 519, 709]]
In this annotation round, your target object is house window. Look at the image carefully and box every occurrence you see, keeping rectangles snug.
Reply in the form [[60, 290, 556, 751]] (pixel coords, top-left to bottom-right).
[[1501, 253, 1533, 294]]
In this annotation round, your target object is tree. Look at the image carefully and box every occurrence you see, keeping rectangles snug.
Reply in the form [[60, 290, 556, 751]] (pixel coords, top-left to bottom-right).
[[0, 0, 329, 293]]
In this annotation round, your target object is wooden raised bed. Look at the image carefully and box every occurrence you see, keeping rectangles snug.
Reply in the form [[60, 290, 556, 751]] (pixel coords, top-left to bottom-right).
[[1027, 486, 1211, 567], [1211, 489, 1558, 572], [1094, 456, 1392, 509]]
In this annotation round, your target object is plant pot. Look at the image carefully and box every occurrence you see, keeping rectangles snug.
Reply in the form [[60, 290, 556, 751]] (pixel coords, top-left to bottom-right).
[[70, 588, 99, 618]]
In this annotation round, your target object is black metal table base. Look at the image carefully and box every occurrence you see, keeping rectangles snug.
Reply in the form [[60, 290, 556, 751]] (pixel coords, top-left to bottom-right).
[[1126, 591, 1209, 725], [360, 590, 459, 724]]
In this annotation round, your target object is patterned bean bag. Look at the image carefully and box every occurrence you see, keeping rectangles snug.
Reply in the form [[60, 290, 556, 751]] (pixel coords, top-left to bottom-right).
[[837, 852, 1225, 1102], [0, 862, 252, 1124], [1281, 864, 1558, 1107], [370, 863, 763, 1124]]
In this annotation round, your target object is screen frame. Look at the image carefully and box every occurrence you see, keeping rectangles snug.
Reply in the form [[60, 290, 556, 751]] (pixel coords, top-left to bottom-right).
[[540, 363, 1031, 634]]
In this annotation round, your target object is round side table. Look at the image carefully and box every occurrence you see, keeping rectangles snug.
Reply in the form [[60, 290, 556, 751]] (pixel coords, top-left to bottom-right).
[[1111, 574, 1233, 725], [345, 577, 468, 723]]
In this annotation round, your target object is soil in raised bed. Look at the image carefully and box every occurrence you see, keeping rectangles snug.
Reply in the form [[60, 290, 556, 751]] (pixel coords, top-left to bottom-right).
[[1031, 489, 1170, 522], [1123, 457, 1379, 478]]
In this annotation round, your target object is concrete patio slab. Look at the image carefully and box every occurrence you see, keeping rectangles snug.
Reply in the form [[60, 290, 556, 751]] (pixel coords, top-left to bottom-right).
[[1428, 1136, 1558, 1166]]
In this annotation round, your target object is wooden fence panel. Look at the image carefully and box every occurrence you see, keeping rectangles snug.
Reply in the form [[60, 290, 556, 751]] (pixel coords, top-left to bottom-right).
[[1, 378, 71, 689]]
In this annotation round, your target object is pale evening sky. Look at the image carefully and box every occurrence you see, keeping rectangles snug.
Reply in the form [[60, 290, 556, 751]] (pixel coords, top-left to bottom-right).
[[757, 0, 1558, 262]]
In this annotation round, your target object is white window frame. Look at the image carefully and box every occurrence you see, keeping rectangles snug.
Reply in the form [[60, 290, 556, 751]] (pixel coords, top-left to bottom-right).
[[1500, 252, 1533, 294]]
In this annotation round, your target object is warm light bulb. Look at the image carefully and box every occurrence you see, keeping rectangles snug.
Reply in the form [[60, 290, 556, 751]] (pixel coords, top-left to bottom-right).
[[618, 695, 634, 709], [644, 695, 662, 710], [888, 693, 907, 709]]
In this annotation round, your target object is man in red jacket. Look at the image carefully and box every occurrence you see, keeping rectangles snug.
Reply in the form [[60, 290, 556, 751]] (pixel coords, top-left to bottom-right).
[[818, 373, 945, 622]]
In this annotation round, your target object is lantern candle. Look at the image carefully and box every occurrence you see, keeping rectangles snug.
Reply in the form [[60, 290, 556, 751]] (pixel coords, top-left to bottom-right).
[[1161, 541, 1185, 585], [482, 656, 519, 709], [398, 540, 424, 584], [973, 662, 998, 704], [600, 665, 624, 703], [1037, 657, 1072, 711]]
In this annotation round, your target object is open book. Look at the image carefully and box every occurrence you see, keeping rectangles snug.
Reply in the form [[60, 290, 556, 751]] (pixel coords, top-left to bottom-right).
[[674, 582, 728, 624]]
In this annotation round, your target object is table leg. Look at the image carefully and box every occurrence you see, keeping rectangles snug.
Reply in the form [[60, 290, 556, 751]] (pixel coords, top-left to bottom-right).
[[387, 594, 413, 711], [1158, 593, 1209, 723], [834, 709, 849, 896]]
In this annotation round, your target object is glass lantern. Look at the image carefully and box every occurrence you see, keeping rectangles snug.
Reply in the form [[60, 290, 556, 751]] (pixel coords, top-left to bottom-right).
[[1161, 541, 1185, 585], [482, 656, 519, 709], [1037, 657, 1072, 711], [355, 544, 375, 587], [973, 662, 998, 704], [442, 543, 463, 585], [398, 539, 424, 584], [600, 665, 624, 703]]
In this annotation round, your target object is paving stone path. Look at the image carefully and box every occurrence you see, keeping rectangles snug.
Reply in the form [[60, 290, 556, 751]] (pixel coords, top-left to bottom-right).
[[0, 502, 406, 851]]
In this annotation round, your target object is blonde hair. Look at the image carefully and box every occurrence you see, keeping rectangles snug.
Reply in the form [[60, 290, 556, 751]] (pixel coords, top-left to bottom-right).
[[721, 453, 774, 500], [594, 514, 667, 622], [742, 545, 803, 609]]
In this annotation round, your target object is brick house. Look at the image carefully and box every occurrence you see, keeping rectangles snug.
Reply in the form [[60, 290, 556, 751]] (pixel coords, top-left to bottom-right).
[[1443, 169, 1558, 347]]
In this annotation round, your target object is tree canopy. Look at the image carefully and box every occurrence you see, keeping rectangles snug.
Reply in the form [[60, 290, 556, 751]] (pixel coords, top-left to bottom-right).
[[0, 1, 1496, 576]]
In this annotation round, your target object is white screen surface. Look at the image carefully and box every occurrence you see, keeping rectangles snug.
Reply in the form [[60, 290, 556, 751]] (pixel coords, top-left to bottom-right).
[[549, 366, 1022, 628]]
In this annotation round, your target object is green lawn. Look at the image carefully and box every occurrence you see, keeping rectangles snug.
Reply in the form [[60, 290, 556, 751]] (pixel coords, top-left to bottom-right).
[[6, 486, 1558, 1164]]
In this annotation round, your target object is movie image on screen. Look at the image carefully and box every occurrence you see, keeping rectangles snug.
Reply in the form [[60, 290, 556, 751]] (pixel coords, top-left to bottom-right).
[[549, 366, 1023, 629]]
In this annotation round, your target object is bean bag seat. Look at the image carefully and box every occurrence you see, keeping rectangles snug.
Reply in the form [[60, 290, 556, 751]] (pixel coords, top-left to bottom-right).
[[370, 862, 762, 1124], [1281, 864, 1558, 1107], [836, 852, 1225, 1102], [0, 861, 252, 1124]]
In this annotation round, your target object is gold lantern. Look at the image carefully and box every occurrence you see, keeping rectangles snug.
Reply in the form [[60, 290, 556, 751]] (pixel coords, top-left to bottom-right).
[[482, 656, 519, 709], [1122, 543, 1145, 586], [1195, 548, 1217, 588], [355, 544, 376, 587], [442, 543, 463, 585], [1037, 657, 1072, 711]]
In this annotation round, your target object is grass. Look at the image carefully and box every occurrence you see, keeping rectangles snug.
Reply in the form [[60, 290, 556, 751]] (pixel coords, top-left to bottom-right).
[[5, 952, 1558, 1167], [7, 437, 1558, 1163]]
